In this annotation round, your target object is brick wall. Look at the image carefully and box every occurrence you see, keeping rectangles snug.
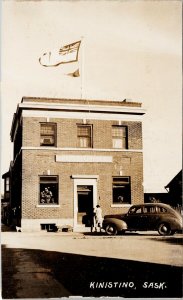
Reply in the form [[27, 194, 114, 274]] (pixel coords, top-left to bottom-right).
[[23, 117, 143, 150], [21, 149, 143, 219]]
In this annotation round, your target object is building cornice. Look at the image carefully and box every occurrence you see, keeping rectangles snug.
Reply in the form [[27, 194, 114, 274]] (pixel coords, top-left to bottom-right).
[[21, 147, 143, 153], [19, 102, 146, 115], [21, 96, 142, 107], [10, 97, 146, 142]]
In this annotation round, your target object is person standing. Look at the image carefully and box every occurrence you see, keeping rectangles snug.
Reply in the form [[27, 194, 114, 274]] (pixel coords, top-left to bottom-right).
[[41, 187, 53, 204], [88, 208, 96, 232], [94, 205, 103, 232]]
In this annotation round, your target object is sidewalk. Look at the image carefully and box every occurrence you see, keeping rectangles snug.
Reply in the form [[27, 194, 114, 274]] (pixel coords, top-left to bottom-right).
[[1, 223, 107, 237]]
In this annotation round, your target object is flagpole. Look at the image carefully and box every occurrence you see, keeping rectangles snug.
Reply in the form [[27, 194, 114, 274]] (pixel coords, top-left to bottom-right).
[[80, 36, 84, 99]]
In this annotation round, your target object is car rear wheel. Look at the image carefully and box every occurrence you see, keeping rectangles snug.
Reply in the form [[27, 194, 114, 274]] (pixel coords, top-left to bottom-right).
[[105, 224, 118, 235], [158, 223, 172, 236]]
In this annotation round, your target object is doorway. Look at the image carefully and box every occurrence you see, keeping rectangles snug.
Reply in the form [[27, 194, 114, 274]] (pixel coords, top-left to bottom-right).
[[72, 176, 98, 229], [77, 185, 93, 224]]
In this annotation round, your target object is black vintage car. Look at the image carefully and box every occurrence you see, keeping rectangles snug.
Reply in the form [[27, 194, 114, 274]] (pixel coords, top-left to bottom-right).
[[103, 203, 182, 236]]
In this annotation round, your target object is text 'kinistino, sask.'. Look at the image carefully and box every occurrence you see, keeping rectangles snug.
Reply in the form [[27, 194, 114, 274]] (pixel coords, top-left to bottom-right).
[[89, 282, 167, 289]]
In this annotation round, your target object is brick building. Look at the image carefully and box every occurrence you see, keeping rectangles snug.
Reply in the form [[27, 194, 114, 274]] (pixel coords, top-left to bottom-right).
[[8, 97, 145, 232]]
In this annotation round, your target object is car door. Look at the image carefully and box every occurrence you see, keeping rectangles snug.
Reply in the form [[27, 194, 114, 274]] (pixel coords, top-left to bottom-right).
[[142, 205, 160, 230], [124, 206, 145, 230]]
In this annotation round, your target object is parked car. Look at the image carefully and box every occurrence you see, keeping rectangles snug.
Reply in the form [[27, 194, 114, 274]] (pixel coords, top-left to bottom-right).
[[103, 203, 182, 236]]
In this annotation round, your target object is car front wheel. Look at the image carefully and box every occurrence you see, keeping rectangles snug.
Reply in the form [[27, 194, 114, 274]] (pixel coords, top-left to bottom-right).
[[158, 223, 172, 236], [105, 224, 118, 235]]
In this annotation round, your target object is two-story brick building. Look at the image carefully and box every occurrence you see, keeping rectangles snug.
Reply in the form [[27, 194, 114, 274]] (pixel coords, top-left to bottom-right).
[[8, 97, 145, 232]]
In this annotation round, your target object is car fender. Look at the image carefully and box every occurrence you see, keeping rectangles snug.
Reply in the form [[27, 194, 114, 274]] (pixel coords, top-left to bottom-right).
[[103, 218, 127, 231], [157, 217, 182, 231]]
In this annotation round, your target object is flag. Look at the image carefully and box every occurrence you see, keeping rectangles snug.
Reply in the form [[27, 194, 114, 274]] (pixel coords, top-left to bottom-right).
[[39, 41, 81, 67], [67, 68, 80, 77]]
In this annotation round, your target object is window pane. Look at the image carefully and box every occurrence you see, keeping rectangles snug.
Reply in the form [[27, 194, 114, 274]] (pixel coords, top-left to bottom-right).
[[143, 206, 156, 213], [112, 126, 126, 137], [40, 136, 55, 146], [40, 176, 58, 183], [41, 124, 55, 135], [39, 176, 58, 205], [112, 138, 123, 148], [130, 207, 141, 214], [112, 126, 127, 149], [135, 208, 142, 214], [78, 126, 91, 136], [40, 123, 56, 146], [79, 137, 91, 148], [112, 177, 131, 204], [113, 177, 129, 184], [77, 125, 92, 148]]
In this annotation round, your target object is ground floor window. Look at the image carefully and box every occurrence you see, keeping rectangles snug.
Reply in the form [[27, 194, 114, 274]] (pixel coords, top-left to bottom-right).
[[112, 177, 131, 204], [39, 176, 58, 205], [40, 223, 58, 232]]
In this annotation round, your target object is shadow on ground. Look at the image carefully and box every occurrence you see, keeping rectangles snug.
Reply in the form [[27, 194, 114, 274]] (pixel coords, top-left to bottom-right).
[[151, 237, 183, 245], [2, 245, 183, 299], [1, 223, 16, 232]]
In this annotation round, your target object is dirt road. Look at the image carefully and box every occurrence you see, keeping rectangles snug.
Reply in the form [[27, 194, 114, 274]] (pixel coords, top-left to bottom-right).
[[1, 230, 183, 298]]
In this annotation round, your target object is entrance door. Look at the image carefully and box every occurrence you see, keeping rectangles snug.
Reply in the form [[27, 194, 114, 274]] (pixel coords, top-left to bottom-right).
[[73, 176, 98, 229], [77, 185, 93, 224]]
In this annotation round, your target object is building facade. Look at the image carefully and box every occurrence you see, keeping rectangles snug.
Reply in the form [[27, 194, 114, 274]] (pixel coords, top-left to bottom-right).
[[9, 97, 145, 232]]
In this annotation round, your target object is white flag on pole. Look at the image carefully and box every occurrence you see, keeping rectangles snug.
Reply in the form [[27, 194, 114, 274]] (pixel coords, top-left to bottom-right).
[[39, 41, 81, 67]]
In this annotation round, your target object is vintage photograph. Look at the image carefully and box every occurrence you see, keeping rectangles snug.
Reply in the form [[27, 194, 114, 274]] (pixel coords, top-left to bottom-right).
[[1, 0, 182, 299]]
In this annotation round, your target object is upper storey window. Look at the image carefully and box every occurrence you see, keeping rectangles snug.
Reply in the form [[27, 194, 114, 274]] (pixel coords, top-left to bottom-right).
[[40, 123, 56, 146], [77, 125, 92, 148], [112, 126, 128, 149]]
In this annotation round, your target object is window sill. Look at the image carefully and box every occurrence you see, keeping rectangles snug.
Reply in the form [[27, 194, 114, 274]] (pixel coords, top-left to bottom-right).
[[36, 205, 60, 208], [111, 204, 131, 208], [112, 148, 128, 150], [40, 145, 56, 147]]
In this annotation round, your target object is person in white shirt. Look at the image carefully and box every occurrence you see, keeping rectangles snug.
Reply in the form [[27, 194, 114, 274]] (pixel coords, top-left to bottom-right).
[[94, 205, 103, 232]]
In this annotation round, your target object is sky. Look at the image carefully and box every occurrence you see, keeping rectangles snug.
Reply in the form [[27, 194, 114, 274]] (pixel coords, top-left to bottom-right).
[[1, 0, 182, 193]]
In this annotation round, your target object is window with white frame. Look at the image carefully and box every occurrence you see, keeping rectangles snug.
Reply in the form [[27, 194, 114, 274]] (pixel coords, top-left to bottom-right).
[[40, 123, 56, 146], [112, 126, 128, 149], [112, 177, 131, 204], [77, 125, 92, 148], [39, 176, 58, 205]]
